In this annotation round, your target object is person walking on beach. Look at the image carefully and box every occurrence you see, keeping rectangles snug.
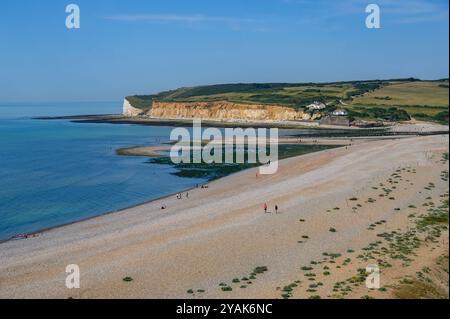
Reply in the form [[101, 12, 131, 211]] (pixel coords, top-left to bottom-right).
[[264, 203, 268, 214], [275, 205, 279, 214]]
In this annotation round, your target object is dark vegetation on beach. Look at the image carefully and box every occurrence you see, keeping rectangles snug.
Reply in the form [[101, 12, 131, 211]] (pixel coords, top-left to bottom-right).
[[279, 161, 449, 299], [148, 144, 341, 181]]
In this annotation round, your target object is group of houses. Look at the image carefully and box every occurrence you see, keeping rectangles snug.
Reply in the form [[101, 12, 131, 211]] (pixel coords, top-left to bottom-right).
[[305, 101, 384, 128], [306, 101, 348, 116], [305, 101, 350, 126]]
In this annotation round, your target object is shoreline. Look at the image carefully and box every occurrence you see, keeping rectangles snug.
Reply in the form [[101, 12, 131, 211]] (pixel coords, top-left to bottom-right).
[[3, 142, 349, 244], [2, 182, 203, 245], [1, 134, 448, 299], [35, 114, 449, 135]]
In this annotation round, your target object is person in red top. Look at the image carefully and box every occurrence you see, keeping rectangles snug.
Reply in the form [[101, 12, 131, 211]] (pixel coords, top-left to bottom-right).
[[264, 203, 268, 213]]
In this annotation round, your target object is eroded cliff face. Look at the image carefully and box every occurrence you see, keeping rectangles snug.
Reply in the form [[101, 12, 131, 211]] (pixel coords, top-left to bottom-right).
[[138, 101, 316, 121], [123, 99, 145, 117]]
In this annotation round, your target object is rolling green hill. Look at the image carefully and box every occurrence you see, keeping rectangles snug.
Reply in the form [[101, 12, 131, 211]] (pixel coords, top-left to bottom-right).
[[126, 78, 449, 124]]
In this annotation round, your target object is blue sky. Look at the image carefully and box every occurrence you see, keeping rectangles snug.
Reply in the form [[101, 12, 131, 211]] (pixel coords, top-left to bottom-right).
[[0, 0, 448, 102]]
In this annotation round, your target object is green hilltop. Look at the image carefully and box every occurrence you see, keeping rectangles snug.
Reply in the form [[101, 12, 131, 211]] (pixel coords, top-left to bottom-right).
[[126, 78, 449, 124]]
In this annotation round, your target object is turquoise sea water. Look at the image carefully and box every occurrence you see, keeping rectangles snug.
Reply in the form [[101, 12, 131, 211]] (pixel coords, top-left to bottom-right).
[[0, 102, 206, 240]]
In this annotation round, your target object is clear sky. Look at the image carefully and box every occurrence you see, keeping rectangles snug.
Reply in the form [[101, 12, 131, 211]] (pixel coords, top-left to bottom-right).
[[0, 0, 448, 102]]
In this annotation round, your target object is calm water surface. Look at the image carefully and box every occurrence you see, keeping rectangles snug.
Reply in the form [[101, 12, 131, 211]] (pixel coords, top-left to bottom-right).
[[0, 102, 205, 240]]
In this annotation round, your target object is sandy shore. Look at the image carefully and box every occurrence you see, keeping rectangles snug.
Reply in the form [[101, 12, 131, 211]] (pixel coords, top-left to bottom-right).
[[0, 134, 448, 299]]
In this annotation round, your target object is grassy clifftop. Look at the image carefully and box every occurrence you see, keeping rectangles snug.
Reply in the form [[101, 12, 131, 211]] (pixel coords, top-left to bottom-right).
[[126, 78, 449, 124]]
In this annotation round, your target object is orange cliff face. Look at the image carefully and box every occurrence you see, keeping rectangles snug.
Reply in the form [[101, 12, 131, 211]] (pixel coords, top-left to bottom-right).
[[123, 99, 318, 121]]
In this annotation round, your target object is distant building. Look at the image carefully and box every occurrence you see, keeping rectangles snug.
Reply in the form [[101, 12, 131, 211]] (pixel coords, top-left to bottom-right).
[[332, 109, 348, 116], [306, 101, 326, 110]]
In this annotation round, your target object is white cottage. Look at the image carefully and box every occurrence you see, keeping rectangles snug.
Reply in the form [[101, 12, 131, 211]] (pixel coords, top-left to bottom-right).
[[306, 101, 326, 110], [332, 109, 348, 116]]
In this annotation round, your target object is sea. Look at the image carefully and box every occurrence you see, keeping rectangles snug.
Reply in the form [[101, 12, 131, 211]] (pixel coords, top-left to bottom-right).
[[0, 101, 206, 241]]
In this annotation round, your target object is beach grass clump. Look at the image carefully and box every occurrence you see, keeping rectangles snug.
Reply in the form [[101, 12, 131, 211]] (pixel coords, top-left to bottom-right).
[[417, 210, 448, 228], [440, 170, 448, 182], [280, 282, 300, 299], [329, 227, 337, 233], [304, 272, 316, 277], [253, 266, 268, 274], [221, 266, 268, 288], [221, 286, 233, 292], [282, 284, 296, 292], [122, 276, 133, 282]]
